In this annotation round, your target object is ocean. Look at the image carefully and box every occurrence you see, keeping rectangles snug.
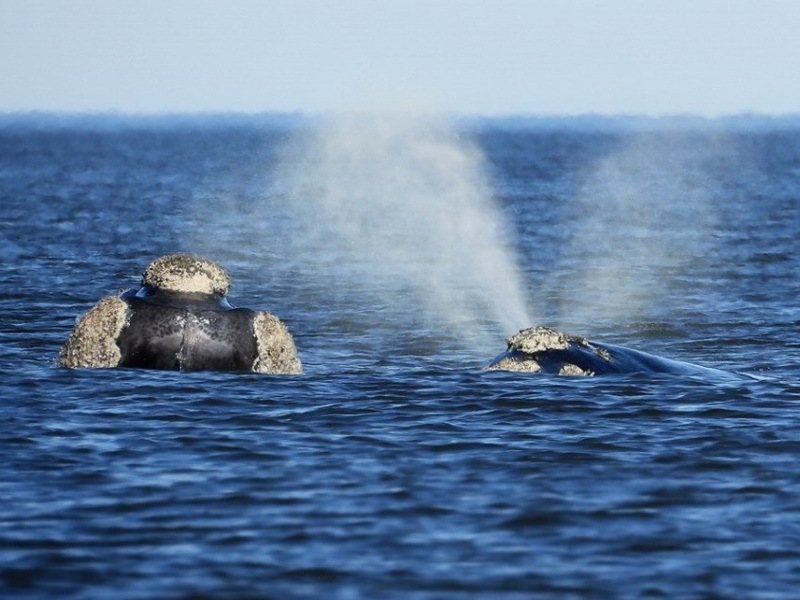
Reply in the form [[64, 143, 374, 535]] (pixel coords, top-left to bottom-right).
[[1, 113, 799, 599]]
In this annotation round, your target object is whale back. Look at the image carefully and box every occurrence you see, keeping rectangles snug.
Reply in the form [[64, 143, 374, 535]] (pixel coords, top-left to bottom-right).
[[117, 296, 258, 372]]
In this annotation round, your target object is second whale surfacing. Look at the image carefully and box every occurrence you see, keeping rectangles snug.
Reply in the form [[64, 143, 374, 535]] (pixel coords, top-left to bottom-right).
[[486, 325, 737, 379]]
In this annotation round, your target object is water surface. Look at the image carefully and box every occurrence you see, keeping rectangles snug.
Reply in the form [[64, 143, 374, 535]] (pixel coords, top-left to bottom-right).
[[1, 114, 799, 599]]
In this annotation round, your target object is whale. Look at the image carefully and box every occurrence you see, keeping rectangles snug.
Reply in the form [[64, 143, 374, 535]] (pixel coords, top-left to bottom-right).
[[486, 325, 735, 378], [59, 254, 302, 374]]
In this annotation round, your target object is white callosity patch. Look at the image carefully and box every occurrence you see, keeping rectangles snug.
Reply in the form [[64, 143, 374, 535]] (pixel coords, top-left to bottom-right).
[[485, 355, 544, 374], [252, 311, 303, 374], [558, 363, 594, 376], [142, 253, 232, 296], [505, 325, 573, 353], [58, 295, 129, 368]]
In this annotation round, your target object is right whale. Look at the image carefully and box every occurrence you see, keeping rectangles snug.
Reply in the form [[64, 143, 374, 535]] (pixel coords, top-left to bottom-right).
[[486, 325, 738, 378]]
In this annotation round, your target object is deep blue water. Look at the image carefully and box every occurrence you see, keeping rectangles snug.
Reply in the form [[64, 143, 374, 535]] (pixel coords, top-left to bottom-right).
[[2, 114, 800, 599]]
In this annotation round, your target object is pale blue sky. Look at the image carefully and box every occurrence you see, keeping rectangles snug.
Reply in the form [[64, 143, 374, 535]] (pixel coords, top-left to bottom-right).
[[1, 0, 799, 116]]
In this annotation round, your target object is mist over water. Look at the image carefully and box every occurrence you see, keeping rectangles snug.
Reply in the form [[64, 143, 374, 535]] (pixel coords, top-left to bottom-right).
[[271, 113, 533, 348], [185, 117, 738, 353], [182, 119, 743, 359], [549, 131, 728, 331]]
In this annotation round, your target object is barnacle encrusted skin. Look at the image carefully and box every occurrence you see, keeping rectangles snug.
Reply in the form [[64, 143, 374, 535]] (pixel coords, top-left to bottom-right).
[[505, 325, 589, 354], [558, 363, 595, 376], [252, 311, 303, 375], [59, 296, 128, 368], [142, 254, 232, 296], [485, 354, 543, 373]]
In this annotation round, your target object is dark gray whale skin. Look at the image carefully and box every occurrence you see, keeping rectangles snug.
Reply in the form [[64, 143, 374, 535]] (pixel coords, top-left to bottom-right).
[[486, 326, 738, 379], [116, 286, 258, 372]]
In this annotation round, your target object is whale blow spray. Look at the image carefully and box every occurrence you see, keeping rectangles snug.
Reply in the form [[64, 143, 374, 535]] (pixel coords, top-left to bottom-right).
[[272, 113, 532, 349], [553, 131, 724, 331]]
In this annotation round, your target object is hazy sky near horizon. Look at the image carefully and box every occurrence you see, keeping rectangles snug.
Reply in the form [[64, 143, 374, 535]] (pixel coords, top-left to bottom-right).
[[2, 0, 799, 116]]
